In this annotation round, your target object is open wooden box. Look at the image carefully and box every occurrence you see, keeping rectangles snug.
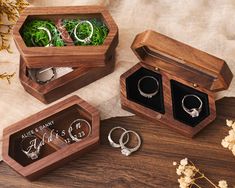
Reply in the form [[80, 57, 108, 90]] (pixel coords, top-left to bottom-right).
[[120, 30, 233, 137], [19, 54, 115, 104], [13, 6, 118, 68], [2, 95, 100, 180], [14, 6, 118, 104]]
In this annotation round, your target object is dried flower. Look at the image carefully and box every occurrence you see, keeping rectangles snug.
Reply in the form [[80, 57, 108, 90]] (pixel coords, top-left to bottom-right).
[[173, 158, 230, 188], [221, 119, 235, 157], [0, 0, 29, 51], [0, 72, 15, 84], [218, 180, 228, 188]]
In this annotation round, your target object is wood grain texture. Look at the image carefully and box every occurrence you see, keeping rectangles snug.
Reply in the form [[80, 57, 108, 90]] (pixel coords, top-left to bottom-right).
[[120, 63, 216, 137], [131, 30, 233, 92], [13, 6, 119, 68], [2, 95, 100, 180], [0, 97, 234, 187], [19, 54, 115, 104]]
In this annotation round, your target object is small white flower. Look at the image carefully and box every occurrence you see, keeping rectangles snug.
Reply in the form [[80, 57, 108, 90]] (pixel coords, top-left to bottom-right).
[[178, 178, 188, 188], [228, 129, 235, 137], [180, 158, 188, 166], [184, 176, 192, 184], [226, 120, 233, 127], [232, 124, 235, 130], [176, 168, 182, 175], [225, 134, 233, 142], [173, 161, 177, 166], [221, 139, 229, 148], [232, 145, 235, 156], [179, 165, 185, 171], [184, 168, 194, 177], [218, 180, 228, 188]]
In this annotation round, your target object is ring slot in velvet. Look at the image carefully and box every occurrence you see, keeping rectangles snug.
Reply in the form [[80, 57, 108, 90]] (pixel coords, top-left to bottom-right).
[[126, 67, 165, 114], [170, 80, 210, 127]]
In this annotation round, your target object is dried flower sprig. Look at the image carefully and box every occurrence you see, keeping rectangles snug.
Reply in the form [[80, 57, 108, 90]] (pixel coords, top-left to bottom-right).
[[0, 72, 15, 84], [221, 120, 235, 156], [0, 0, 29, 51], [173, 158, 229, 188]]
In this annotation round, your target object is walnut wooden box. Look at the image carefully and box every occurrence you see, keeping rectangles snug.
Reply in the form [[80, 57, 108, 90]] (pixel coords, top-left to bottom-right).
[[2, 95, 100, 180], [13, 6, 118, 68], [19, 54, 115, 104], [120, 30, 233, 137]]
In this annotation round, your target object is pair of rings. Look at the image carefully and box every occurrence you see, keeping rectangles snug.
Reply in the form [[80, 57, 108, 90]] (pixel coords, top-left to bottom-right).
[[32, 20, 93, 47], [108, 127, 141, 156], [137, 76, 203, 118]]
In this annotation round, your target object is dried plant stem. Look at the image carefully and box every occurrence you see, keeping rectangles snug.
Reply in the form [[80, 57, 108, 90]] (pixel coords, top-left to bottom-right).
[[193, 182, 202, 188], [0, 72, 15, 84], [190, 161, 219, 188]]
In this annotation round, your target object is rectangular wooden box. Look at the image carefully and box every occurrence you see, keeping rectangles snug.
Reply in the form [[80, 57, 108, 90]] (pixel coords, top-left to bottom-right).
[[2, 95, 100, 180], [120, 30, 233, 137], [19, 54, 115, 104], [13, 6, 118, 68]]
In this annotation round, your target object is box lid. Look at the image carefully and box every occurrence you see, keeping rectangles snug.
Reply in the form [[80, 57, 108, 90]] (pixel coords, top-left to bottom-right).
[[131, 30, 233, 92], [13, 6, 118, 68], [2, 95, 100, 180]]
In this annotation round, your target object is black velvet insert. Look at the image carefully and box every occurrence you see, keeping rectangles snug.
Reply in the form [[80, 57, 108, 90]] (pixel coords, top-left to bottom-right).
[[170, 80, 210, 127], [126, 67, 165, 114]]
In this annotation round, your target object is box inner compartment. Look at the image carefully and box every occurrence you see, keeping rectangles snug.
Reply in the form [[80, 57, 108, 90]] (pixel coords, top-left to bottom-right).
[[19, 13, 109, 47], [126, 67, 165, 114], [170, 80, 210, 127], [9, 104, 92, 167]]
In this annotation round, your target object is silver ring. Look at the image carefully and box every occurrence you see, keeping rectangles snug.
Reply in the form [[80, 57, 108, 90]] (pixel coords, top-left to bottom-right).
[[182, 94, 203, 118], [68, 119, 92, 142], [35, 67, 56, 84], [31, 26, 53, 47], [119, 130, 141, 156], [108, 126, 129, 148], [138, 76, 159, 98], [20, 135, 42, 160], [73, 20, 94, 44]]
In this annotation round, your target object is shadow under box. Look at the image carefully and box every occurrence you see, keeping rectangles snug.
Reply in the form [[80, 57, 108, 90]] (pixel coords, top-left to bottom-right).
[[126, 67, 165, 114], [170, 80, 210, 127], [8, 104, 91, 167]]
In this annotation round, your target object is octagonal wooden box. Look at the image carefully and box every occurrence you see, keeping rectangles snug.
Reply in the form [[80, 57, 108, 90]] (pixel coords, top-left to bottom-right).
[[120, 30, 233, 137], [13, 6, 118, 104], [2, 95, 100, 180], [14, 6, 118, 68]]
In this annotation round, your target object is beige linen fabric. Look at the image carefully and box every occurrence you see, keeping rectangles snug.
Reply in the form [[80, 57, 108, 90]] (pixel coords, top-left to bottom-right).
[[0, 0, 234, 161]]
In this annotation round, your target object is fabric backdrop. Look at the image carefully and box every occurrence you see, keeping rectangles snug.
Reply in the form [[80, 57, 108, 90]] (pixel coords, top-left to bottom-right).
[[0, 0, 235, 161]]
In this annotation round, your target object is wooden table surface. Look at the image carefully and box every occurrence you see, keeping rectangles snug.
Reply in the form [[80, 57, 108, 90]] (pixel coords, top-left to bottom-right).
[[0, 97, 234, 188]]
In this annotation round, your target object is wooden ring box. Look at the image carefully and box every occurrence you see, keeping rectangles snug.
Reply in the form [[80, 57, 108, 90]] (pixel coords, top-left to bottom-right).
[[120, 30, 233, 137], [14, 6, 118, 104], [2, 95, 100, 180]]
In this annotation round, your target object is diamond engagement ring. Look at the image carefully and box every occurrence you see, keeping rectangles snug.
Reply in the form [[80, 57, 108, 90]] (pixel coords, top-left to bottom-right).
[[119, 130, 141, 156], [137, 76, 159, 98], [73, 20, 94, 44], [68, 119, 92, 142], [182, 94, 203, 118], [20, 135, 42, 160], [108, 126, 129, 148]]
